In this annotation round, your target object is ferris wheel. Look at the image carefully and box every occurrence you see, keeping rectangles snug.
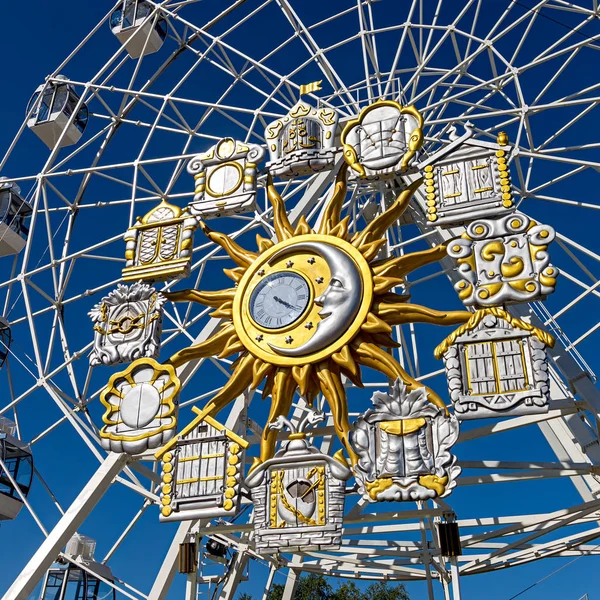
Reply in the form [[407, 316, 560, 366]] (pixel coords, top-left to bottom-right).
[[1, 2, 600, 600]]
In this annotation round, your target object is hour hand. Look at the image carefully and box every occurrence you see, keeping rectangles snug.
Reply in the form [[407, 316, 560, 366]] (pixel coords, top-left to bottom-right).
[[273, 295, 294, 310]]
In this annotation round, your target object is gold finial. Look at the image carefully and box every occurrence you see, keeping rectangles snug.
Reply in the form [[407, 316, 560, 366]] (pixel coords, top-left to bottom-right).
[[300, 80, 323, 96], [497, 131, 509, 146]]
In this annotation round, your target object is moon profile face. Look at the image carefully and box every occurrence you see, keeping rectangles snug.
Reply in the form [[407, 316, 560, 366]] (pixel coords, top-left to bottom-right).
[[234, 234, 373, 366], [267, 241, 363, 356]]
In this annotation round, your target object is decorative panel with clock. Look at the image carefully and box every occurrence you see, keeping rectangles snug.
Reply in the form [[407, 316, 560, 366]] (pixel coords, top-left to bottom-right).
[[245, 411, 352, 554]]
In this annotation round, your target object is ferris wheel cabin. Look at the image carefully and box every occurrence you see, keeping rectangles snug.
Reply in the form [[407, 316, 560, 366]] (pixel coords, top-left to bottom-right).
[[0, 180, 32, 257], [0, 416, 33, 521], [26, 76, 88, 149], [35, 535, 116, 600], [110, 1, 167, 59]]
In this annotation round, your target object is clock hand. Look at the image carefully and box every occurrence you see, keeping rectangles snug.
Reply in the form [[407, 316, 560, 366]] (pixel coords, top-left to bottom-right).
[[273, 295, 295, 310]]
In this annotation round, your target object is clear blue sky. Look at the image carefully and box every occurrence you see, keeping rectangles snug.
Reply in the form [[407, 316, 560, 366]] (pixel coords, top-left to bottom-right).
[[0, 2, 599, 600]]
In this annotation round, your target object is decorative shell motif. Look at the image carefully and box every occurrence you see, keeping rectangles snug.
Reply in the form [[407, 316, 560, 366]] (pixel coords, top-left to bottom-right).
[[351, 379, 460, 502], [100, 357, 180, 454]]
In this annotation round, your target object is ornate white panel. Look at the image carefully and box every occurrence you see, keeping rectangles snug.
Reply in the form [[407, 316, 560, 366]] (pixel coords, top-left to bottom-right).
[[447, 213, 558, 306], [122, 200, 197, 283], [99, 358, 179, 454], [341, 99, 423, 180], [423, 132, 515, 226], [245, 412, 351, 554], [265, 100, 338, 179], [158, 415, 247, 522], [435, 309, 554, 419], [187, 137, 265, 218], [89, 282, 165, 367], [351, 379, 460, 502]]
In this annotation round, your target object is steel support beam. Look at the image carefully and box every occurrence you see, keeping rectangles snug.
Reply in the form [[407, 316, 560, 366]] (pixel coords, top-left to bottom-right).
[[3, 452, 129, 600]]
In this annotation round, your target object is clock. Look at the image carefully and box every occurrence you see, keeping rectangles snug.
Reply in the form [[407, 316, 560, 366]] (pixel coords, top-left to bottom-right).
[[249, 272, 311, 329], [233, 234, 373, 367]]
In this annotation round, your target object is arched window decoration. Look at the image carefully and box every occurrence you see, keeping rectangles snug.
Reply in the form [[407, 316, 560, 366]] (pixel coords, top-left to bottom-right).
[[122, 201, 198, 283]]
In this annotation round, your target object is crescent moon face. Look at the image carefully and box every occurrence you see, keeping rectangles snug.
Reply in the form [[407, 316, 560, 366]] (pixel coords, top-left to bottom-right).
[[268, 241, 363, 356]]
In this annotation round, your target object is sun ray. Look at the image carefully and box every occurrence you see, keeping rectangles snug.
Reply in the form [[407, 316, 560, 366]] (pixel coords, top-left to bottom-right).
[[372, 244, 448, 278], [199, 221, 257, 267], [318, 163, 349, 235], [351, 179, 422, 250], [167, 323, 238, 368], [331, 345, 362, 388], [351, 335, 447, 411], [292, 363, 312, 397], [260, 368, 296, 464], [266, 175, 294, 241], [204, 352, 256, 416], [165, 288, 236, 307], [376, 303, 471, 327], [315, 363, 358, 463]]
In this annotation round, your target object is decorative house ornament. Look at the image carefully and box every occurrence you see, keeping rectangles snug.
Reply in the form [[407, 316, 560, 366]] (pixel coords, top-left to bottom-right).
[[423, 131, 515, 226], [89, 282, 166, 367], [122, 200, 197, 283], [447, 212, 558, 307], [340, 99, 424, 180], [265, 99, 338, 179], [245, 411, 352, 554], [99, 357, 179, 454], [434, 308, 555, 420], [352, 379, 460, 502], [187, 138, 265, 218], [155, 405, 249, 521]]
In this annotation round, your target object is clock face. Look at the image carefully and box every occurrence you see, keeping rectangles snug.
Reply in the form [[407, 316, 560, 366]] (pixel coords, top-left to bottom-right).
[[249, 271, 310, 330]]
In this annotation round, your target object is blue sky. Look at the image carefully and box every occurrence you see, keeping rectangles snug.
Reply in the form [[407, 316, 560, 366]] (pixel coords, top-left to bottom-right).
[[0, 2, 599, 600]]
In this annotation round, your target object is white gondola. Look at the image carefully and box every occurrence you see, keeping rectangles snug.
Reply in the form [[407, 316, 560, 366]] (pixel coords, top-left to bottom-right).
[[0, 180, 32, 257], [36, 535, 116, 600], [110, 0, 167, 59], [0, 417, 33, 521], [26, 76, 88, 149]]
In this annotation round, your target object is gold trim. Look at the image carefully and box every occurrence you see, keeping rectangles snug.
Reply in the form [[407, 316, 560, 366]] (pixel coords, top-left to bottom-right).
[[434, 307, 555, 359], [233, 234, 374, 367], [99, 358, 179, 443], [155, 403, 249, 460], [340, 99, 424, 176], [205, 161, 244, 198]]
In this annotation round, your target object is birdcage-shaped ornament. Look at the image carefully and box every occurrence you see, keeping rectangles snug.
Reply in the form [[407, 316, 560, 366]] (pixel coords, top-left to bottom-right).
[[351, 379, 460, 502], [155, 406, 248, 522], [265, 100, 338, 179], [423, 131, 515, 226], [122, 200, 198, 283], [448, 212, 558, 307], [246, 411, 352, 554], [88, 282, 166, 367], [435, 308, 555, 419], [341, 99, 424, 180], [187, 138, 265, 218]]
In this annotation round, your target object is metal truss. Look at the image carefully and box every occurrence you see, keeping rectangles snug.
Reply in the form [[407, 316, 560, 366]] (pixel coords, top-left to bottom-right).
[[2, 1, 600, 600]]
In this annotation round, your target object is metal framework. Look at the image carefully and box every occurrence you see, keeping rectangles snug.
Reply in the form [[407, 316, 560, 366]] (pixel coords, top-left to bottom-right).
[[2, 1, 600, 599]]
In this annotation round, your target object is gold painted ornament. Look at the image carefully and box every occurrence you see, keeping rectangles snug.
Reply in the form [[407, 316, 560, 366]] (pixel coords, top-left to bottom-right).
[[99, 357, 179, 454], [164, 163, 471, 468]]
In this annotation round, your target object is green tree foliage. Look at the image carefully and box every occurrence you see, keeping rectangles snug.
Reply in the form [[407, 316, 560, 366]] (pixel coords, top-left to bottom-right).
[[263, 574, 410, 600]]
